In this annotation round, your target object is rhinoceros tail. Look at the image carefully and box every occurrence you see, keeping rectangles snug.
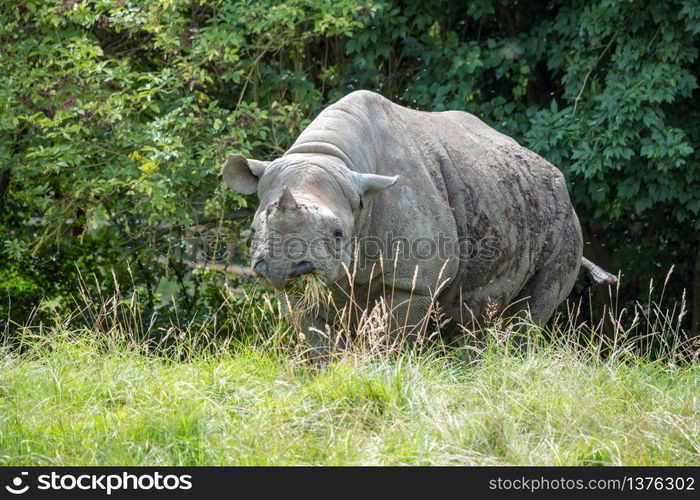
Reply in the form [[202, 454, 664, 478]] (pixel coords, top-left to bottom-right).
[[581, 257, 618, 285]]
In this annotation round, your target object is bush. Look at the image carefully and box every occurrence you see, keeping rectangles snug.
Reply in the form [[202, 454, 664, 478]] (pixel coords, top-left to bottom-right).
[[1, 0, 698, 339]]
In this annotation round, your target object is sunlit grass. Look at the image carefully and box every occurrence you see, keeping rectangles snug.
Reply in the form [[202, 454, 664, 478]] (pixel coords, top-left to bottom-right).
[[0, 324, 698, 465], [0, 267, 697, 465]]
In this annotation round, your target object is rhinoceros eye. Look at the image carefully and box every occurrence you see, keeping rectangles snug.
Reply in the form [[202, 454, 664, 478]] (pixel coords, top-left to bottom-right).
[[333, 228, 343, 241]]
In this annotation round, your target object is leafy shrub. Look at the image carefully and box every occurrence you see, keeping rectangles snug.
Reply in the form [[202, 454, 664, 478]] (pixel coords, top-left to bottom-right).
[[1, 0, 698, 338]]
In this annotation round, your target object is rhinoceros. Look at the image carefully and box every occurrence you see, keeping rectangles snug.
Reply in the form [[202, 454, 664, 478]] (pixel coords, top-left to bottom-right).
[[222, 90, 615, 351]]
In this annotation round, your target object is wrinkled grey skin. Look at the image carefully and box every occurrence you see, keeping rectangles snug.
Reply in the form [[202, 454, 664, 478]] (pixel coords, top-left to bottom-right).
[[223, 91, 611, 353]]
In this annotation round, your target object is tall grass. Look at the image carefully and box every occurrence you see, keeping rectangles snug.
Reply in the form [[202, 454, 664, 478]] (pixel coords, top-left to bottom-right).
[[0, 267, 698, 465]]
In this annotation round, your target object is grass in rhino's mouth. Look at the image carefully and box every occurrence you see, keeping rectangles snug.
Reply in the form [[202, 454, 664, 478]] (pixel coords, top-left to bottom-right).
[[286, 273, 326, 298], [284, 274, 328, 317]]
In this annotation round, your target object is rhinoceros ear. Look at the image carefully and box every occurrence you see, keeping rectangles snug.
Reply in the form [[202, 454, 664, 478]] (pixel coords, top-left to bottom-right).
[[358, 173, 399, 199], [221, 154, 269, 195]]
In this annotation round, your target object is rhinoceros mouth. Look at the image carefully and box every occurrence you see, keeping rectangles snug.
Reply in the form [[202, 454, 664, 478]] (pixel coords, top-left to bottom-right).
[[253, 260, 317, 291], [289, 261, 315, 278]]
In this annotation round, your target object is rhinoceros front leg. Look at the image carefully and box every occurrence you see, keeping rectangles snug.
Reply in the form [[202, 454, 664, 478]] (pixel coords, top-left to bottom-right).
[[278, 289, 435, 357], [278, 293, 344, 361], [381, 289, 434, 350]]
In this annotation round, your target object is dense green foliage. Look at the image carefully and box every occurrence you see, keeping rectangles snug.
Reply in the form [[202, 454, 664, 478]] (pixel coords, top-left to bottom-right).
[[1, 0, 699, 337]]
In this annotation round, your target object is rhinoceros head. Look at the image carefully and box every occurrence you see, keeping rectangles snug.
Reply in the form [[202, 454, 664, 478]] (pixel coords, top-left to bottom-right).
[[222, 153, 398, 291]]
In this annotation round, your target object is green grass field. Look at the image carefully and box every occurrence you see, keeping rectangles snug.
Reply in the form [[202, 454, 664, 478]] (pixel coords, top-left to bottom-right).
[[1, 325, 698, 466]]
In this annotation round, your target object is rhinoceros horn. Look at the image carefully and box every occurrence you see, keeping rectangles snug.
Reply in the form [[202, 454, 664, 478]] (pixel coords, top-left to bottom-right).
[[278, 187, 299, 211]]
